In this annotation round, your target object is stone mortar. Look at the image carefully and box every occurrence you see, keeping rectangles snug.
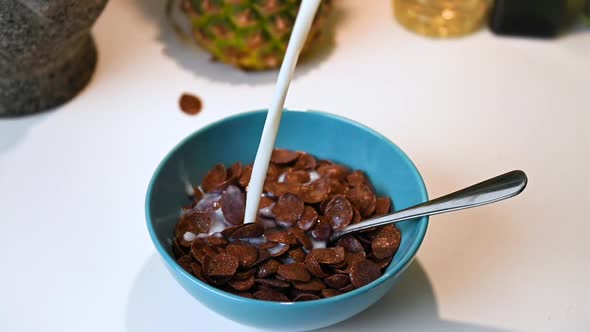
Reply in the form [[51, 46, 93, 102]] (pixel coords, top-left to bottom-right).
[[0, 0, 108, 117]]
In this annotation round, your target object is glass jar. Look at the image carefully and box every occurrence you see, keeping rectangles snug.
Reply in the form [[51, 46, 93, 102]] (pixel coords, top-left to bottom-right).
[[393, 0, 491, 38]]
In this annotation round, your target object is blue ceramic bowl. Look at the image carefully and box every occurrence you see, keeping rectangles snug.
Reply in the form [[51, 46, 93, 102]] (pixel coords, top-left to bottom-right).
[[146, 110, 429, 331]]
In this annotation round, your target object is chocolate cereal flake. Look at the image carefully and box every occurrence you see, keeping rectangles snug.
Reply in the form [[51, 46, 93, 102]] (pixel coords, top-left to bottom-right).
[[325, 194, 353, 231], [328, 178, 349, 195], [218, 224, 244, 238], [179, 93, 202, 115], [324, 274, 350, 289], [206, 253, 239, 278], [177, 255, 193, 272], [371, 225, 401, 259], [321, 288, 343, 298], [310, 247, 346, 265], [305, 254, 329, 278], [207, 234, 228, 247], [330, 256, 349, 270], [288, 247, 306, 262], [293, 293, 321, 301], [371, 256, 393, 270], [265, 230, 297, 245], [255, 278, 290, 289], [230, 162, 243, 179], [251, 249, 272, 266], [349, 259, 381, 288], [339, 284, 355, 292], [292, 278, 326, 291], [331, 268, 349, 275], [337, 236, 364, 253], [219, 185, 246, 225], [272, 193, 304, 224], [184, 211, 212, 235], [257, 259, 280, 278], [351, 207, 362, 224], [234, 268, 257, 280], [175, 211, 210, 246], [225, 242, 259, 268], [190, 239, 206, 263], [270, 148, 300, 165], [202, 164, 227, 193], [296, 206, 319, 231], [190, 262, 207, 282], [300, 178, 330, 204], [375, 197, 391, 216], [288, 227, 313, 250], [317, 164, 349, 180], [265, 181, 302, 197], [293, 153, 317, 170], [277, 263, 311, 282], [229, 223, 264, 239], [220, 185, 246, 225], [238, 165, 252, 189], [203, 246, 220, 259], [345, 184, 377, 217], [173, 239, 187, 258], [346, 251, 367, 270], [346, 170, 369, 187], [310, 218, 332, 242], [254, 288, 289, 302], [228, 275, 255, 291], [283, 169, 310, 184]]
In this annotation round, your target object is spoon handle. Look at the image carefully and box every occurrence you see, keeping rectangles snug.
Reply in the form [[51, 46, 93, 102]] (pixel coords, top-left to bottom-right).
[[330, 170, 528, 242]]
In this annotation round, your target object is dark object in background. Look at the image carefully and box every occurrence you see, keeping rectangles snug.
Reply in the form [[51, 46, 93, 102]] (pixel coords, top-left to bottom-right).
[[0, 0, 108, 117], [489, 0, 567, 38]]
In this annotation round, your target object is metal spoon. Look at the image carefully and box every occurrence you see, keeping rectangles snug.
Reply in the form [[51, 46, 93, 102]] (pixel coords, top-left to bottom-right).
[[329, 170, 528, 242]]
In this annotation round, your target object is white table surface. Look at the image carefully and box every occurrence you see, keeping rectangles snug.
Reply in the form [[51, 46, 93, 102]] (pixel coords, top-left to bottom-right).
[[2, 1, 589, 331]]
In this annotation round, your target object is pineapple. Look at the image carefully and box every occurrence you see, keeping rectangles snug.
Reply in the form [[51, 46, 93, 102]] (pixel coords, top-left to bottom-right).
[[179, 0, 332, 71]]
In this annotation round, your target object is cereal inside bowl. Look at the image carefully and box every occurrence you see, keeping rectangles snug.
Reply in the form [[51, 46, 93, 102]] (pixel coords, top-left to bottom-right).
[[172, 148, 402, 302]]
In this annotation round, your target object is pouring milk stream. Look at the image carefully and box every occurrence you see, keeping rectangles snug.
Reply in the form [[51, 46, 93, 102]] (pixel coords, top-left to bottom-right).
[[243, 0, 323, 224]]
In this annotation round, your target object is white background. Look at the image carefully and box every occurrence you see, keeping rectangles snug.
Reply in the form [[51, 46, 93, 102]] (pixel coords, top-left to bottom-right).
[[1, 0, 589, 331]]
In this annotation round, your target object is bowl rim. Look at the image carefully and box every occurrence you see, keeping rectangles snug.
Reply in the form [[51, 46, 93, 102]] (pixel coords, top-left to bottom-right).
[[145, 109, 429, 307]]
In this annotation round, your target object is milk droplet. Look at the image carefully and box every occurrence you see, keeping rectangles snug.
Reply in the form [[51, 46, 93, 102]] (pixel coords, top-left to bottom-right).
[[259, 203, 276, 218], [244, 237, 268, 246], [278, 172, 287, 183], [196, 193, 222, 211], [308, 170, 320, 183], [267, 243, 288, 255], [183, 232, 198, 242], [276, 220, 293, 228], [185, 183, 195, 196], [208, 209, 228, 235], [311, 240, 326, 249], [281, 256, 295, 264]]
